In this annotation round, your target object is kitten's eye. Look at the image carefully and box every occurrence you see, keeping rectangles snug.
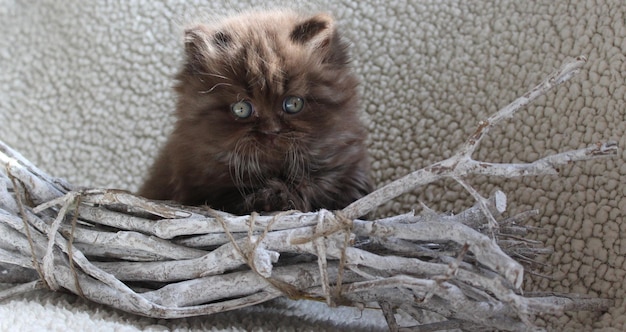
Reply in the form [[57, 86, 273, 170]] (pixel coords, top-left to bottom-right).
[[231, 101, 253, 118], [282, 96, 305, 114]]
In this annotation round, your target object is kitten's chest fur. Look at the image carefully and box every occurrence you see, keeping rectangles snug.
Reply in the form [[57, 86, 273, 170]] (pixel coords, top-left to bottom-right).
[[138, 10, 372, 215]]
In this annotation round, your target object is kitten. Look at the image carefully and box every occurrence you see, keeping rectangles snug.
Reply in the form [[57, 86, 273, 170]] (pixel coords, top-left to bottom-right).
[[138, 10, 372, 215]]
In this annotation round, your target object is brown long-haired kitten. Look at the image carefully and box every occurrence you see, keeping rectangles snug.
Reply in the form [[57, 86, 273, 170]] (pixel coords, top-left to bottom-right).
[[139, 10, 372, 215]]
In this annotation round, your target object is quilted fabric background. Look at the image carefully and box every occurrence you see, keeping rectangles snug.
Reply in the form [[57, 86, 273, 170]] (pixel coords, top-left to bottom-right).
[[1, 1, 624, 330]]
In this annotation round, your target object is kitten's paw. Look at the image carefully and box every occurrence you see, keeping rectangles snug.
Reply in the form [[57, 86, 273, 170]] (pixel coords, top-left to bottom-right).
[[245, 181, 302, 212]]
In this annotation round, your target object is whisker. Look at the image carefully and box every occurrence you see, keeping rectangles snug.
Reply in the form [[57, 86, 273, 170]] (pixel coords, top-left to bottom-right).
[[229, 139, 248, 197], [289, 142, 301, 184], [285, 136, 310, 185], [228, 148, 239, 187], [199, 82, 232, 94], [205, 72, 232, 81], [250, 140, 266, 185]]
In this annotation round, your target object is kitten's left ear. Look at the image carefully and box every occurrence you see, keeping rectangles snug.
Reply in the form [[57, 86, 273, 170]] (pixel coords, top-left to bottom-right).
[[291, 13, 341, 60]]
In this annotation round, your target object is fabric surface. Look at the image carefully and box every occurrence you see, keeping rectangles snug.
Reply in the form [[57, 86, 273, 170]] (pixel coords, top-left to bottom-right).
[[1, 0, 625, 330]]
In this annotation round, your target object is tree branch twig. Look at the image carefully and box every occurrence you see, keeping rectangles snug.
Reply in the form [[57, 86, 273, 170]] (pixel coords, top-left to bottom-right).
[[0, 56, 617, 331]]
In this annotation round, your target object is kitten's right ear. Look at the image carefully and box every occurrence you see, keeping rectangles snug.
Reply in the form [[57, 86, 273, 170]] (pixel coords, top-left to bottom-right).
[[184, 26, 233, 72], [183, 26, 211, 72]]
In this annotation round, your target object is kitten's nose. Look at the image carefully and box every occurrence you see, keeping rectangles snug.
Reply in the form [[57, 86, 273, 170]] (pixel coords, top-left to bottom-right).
[[260, 119, 282, 135], [263, 130, 281, 135]]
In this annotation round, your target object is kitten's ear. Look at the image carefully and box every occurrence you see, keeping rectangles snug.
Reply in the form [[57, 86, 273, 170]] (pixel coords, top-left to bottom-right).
[[290, 14, 338, 56], [183, 26, 232, 72], [183, 26, 211, 72]]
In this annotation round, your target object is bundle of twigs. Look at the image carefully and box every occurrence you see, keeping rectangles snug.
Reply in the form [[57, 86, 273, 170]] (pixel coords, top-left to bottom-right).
[[0, 56, 616, 331]]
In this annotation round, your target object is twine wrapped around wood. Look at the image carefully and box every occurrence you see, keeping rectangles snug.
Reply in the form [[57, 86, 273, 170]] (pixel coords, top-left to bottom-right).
[[0, 56, 617, 331]]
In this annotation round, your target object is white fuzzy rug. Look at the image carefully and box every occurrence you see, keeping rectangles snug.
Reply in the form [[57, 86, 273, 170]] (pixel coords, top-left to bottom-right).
[[0, 285, 389, 331]]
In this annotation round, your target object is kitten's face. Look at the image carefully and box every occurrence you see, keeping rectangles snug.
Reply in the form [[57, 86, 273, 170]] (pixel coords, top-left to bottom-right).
[[172, 11, 362, 188]]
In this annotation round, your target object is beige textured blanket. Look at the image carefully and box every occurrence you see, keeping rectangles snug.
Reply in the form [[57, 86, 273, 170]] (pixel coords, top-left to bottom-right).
[[1, 1, 624, 330]]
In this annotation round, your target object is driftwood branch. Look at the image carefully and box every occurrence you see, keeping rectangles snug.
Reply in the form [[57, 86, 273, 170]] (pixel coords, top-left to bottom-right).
[[0, 56, 617, 331]]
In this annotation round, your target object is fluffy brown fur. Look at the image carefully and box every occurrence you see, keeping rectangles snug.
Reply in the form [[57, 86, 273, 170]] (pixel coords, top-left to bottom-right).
[[139, 10, 372, 215]]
